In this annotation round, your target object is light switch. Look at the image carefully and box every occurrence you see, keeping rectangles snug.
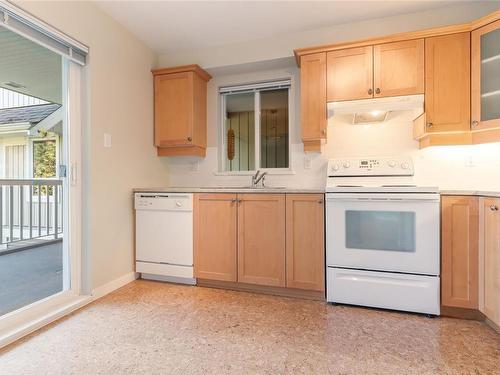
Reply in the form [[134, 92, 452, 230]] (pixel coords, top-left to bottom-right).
[[104, 133, 112, 148]]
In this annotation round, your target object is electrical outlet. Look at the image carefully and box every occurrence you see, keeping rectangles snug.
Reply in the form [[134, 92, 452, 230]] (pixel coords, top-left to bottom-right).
[[191, 160, 200, 172], [465, 156, 475, 167], [304, 155, 312, 169]]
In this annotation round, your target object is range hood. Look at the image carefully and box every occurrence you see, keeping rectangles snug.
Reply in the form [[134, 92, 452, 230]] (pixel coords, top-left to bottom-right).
[[327, 94, 424, 124]]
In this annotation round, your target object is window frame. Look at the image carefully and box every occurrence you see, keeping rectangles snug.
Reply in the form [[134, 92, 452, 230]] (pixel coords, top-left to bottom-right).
[[218, 80, 293, 175]]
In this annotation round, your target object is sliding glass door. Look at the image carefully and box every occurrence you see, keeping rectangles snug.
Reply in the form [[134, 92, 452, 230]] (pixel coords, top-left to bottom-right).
[[0, 26, 69, 317]]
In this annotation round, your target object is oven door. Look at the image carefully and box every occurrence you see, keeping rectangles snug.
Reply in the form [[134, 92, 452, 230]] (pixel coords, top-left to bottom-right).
[[326, 193, 440, 275]]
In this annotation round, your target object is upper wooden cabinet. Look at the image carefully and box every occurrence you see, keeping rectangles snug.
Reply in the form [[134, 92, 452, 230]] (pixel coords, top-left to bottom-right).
[[238, 194, 286, 287], [472, 19, 500, 131], [441, 196, 479, 309], [194, 194, 238, 282], [480, 197, 500, 327], [373, 39, 424, 97], [286, 194, 325, 292], [327, 46, 373, 102], [300, 53, 327, 152], [325, 40, 423, 102], [425, 33, 471, 133], [152, 65, 211, 157]]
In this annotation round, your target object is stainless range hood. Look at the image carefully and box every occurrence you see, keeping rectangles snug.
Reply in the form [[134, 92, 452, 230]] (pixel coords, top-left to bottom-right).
[[327, 94, 424, 124]]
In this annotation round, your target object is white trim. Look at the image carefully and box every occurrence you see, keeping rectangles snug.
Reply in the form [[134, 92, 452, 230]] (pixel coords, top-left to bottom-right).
[[219, 79, 291, 94], [28, 107, 63, 136], [0, 0, 88, 65], [91, 272, 139, 300]]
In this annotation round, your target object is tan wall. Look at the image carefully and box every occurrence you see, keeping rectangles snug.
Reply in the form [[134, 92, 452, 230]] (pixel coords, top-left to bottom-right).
[[15, 1, 169, 290]]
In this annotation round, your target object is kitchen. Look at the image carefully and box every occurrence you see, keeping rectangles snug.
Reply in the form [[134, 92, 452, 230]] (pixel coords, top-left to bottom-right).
[[0, 1, 499, 374]]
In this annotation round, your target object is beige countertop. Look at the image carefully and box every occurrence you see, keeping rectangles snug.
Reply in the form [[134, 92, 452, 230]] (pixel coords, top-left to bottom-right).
[[133, 187, 325, 194], [440, 190, 500, 198], [133, 187, 500, 197]]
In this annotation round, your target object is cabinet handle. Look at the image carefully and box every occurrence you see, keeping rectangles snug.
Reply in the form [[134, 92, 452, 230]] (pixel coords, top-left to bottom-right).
[[317, 200, 323, 204], [231, 198, 237, 203], [368, 88, 373, 95], [322, 129, 327, 135], [490, 205, 498, 211], [472, 120, 479, 128], [375, 88, 381, 94], [426, 122, 434, 129], [187, 136, 192, 142]]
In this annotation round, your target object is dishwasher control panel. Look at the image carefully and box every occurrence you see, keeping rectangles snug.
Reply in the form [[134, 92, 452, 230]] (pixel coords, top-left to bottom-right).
[[134, 193, 193, 211]]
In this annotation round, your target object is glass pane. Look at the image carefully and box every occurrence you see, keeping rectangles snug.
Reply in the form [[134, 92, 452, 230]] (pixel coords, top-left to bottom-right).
[[480, 27, 500, 121], [260, 89, 289, 169], [0, 26, 66, 317], [224, 92, 255, 172], [345, 210, 416, 252]]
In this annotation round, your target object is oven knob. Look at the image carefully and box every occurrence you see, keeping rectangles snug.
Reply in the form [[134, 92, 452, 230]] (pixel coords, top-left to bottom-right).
[[401, 162, 409, 170], [331, 164, 340, 172], [342, 161, 350, 168], [388, 160, 396, 167]]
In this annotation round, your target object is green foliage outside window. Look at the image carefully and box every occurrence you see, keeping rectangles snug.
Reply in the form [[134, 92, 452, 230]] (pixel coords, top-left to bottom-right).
[[33, 140, 56, 195]]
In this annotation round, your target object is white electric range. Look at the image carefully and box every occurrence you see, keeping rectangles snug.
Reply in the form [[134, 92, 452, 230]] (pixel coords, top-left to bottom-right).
[[325, 156, 440, 316]]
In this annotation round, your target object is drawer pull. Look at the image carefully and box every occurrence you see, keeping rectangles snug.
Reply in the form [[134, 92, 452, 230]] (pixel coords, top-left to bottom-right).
[[490, 205, 498, 211]]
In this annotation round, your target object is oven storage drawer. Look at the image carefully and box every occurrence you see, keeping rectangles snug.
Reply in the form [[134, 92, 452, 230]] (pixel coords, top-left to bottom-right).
[[327, 267, 440, 315]]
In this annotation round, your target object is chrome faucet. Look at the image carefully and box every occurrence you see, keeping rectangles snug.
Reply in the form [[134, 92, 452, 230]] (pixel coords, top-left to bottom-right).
[[252, 170, 267, 188]]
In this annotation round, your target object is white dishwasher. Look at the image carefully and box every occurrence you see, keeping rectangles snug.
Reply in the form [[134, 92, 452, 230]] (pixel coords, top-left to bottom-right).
[[135, 192, 195, 285]]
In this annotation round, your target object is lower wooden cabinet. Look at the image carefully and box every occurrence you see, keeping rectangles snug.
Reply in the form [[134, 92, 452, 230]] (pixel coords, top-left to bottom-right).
[[238, 194, 286, 287], [193, 194, 237, 282], [480, 197, 500, 327], [441, 196, 479, 309], [286, 194, 325, 291], [193, 193, 325, 294]]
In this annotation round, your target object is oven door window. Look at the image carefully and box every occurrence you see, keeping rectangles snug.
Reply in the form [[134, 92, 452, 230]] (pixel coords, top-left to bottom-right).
[[345, 210, 416, 252]]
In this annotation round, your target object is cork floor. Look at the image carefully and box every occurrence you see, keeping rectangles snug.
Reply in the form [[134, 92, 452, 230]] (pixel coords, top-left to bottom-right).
[[0, 280, 499, 375]]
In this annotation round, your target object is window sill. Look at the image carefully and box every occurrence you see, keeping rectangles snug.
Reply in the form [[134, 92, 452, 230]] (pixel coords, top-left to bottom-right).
[[214, 169, 296, 177]]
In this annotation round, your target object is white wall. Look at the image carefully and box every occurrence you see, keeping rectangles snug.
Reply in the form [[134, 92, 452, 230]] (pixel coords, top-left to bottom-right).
[[158, 2, 500, 69], [14, 1, 170, 290]]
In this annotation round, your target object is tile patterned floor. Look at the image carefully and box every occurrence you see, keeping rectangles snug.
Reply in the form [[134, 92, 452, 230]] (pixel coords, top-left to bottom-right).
[[0, 279, 499, 375]]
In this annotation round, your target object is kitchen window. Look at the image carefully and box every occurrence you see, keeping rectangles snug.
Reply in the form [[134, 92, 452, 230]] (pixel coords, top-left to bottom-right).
[[220, 80, 290, 172]]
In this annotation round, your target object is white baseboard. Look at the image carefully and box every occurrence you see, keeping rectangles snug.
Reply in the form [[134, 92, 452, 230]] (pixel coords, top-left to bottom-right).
[[91, 272, 139, 300]]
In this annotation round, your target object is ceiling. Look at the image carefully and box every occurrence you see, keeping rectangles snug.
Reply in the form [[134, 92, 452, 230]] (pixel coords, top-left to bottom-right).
[[0, 27, 62, 104], [95, 0, 463, 55]]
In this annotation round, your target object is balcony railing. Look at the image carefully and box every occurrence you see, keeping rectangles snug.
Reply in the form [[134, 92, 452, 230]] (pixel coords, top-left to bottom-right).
[[0, 179, 63, 246]]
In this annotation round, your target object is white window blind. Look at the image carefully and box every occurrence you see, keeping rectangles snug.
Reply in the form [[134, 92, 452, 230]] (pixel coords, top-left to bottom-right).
[[219, 79, 291, 94], [0, 1, 88, 65]]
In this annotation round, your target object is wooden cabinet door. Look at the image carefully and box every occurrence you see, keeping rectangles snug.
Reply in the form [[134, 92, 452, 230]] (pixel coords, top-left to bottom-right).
[[480, 198, 500, 326], [472, 20, 500, 130], [300, 53, 327, 148], [441, 196, 479, 309], [154, 72, 193, 147], [327, 46, 373, 101], [194, 194, 237, 281], [373, 39, 424, 97], [286, 194, 325, 291], [238, 194, 286, 287], [425, 33, 470, 133]]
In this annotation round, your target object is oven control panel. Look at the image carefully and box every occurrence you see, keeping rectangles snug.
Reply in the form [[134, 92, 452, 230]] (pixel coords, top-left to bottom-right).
[[327, 156, 414, 177]]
